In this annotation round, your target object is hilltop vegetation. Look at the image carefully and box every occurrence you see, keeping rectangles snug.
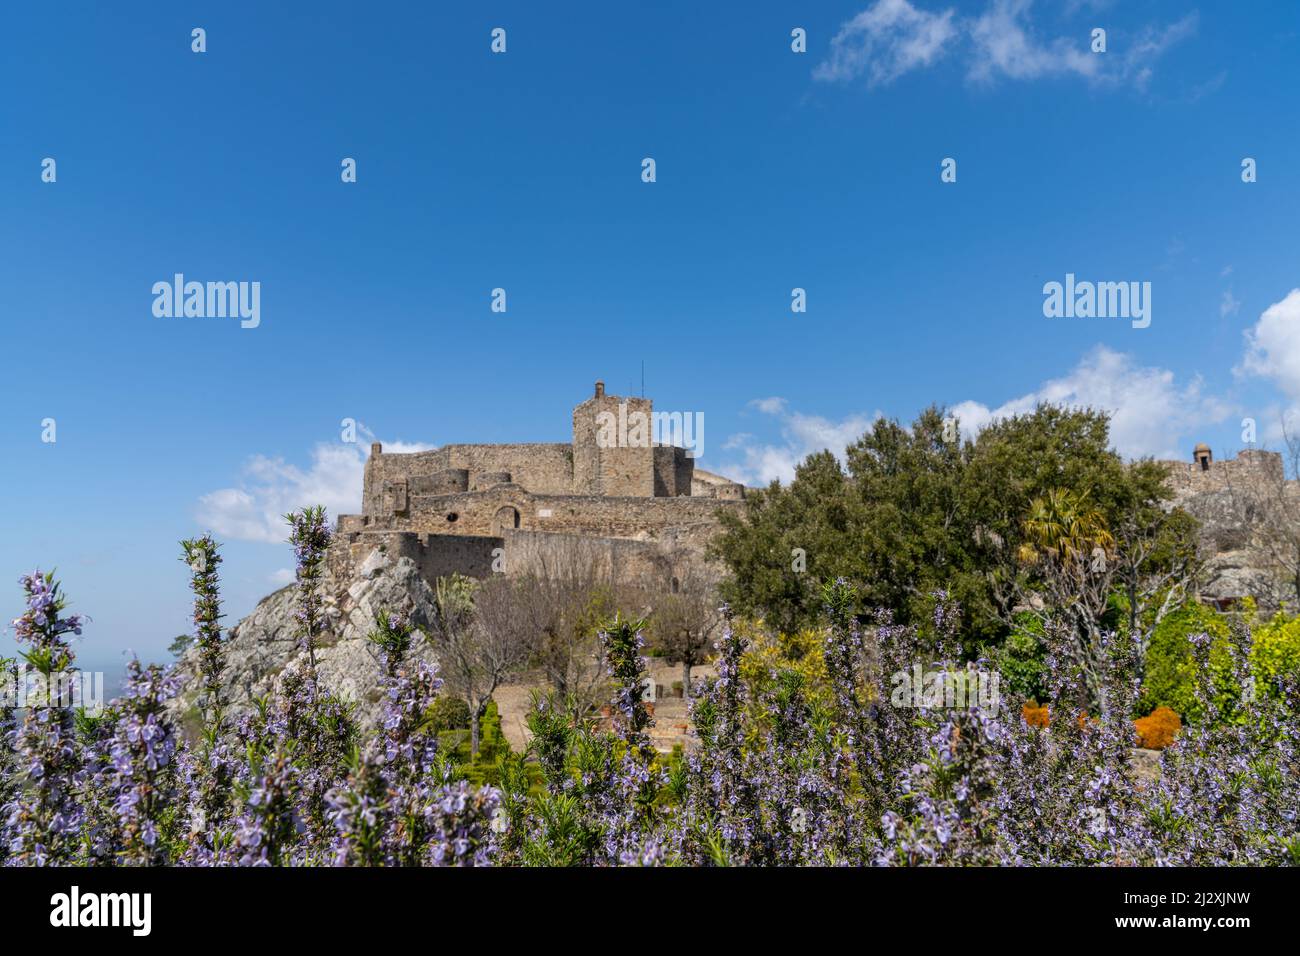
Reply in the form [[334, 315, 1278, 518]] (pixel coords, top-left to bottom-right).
[[2, 405, 1299, 867]]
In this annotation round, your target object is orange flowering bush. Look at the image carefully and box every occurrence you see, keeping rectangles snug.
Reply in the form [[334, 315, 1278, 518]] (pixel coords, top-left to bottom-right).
[[1020, 703, 1093, 730], [1023, 700, 1181, 750], [1134, 707, 1181, 750], [1022, 700, 1050, 727]]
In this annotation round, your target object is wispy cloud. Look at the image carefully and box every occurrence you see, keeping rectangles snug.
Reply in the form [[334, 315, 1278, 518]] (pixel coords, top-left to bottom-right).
[[813, 0, 959, 87], [723, 344, 1233, 484], [1117, 12, 1199, 91], [197, 426, 434, 543], [815, 0, 1197, 91], [750, 396, 788, 415], [1220, 289, 1241, 318], [967, 0, 1101, 84]]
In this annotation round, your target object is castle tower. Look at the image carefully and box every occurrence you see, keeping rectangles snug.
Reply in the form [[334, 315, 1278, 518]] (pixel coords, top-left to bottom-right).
[[1193, 443, 1212, 472], [572, 380, 655, 497]]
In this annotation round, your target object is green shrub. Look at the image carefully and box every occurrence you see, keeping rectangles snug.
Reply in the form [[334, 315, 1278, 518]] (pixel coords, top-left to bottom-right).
[[1140, 602, 1232, 722], [427, 695, 470, 733], [1250, 611, 1300, 703], [996, 614, 1047, 703], [1141, 601, 1300, 724], [441, 699, 511, 785]]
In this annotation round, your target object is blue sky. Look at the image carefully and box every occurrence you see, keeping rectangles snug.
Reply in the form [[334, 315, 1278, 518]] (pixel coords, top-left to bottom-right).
[[3, 0, 1299, 688]]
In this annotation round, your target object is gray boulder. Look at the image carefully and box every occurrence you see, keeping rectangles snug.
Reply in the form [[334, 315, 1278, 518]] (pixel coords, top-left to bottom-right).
[[175, 548, 441, 730]]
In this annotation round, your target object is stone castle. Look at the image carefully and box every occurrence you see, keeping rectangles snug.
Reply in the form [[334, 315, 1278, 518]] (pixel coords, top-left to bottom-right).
[[193, 424, 1294, 734], [332, 382, 747, 590], [329, 384, 1292, 604]]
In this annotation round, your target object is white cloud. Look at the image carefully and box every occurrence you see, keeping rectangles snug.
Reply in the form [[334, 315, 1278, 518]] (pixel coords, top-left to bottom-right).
[[952, 345, 1231, 460], [750, 397, 788, 415], [968, 0, 1100, 84], [197, 426, 434, 544], [815, 0, 1195, 91], [723, 346, 1228, 484], [721, 403, 882, 486], [813, 0, 959, 86], [1220, 289, 1241, 318], [269, 568, 296, 586], [1238, 289, 1300, 400]]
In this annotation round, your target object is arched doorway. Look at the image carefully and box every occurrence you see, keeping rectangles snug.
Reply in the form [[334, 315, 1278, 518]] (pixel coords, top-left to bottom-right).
[[493, 505, 521, 536]]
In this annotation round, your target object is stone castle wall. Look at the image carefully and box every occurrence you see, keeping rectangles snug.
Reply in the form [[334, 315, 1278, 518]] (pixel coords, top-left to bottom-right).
[[338, 382, 746, 591], [400, 487, 735, 539], [500, 529, 681, 590], [1163, 449, 1284, 500], [1159, 446, 1292, 605], [331, 528, 504, 584], [331, 521, 708, 594], [363, 443, 574, 513]]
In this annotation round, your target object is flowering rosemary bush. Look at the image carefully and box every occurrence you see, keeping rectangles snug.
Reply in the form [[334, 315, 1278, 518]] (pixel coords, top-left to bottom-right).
[[180, 535, 225, 714], [0, 658, 16, 865], [73, 706, 118, 866], [286, 505, 331, 668], [326, 609, 499, 866], [107, 661, 183, 865], [3, 571, 86, 865], [3, 516, 1297, 867], [177, 533, 231, 861]]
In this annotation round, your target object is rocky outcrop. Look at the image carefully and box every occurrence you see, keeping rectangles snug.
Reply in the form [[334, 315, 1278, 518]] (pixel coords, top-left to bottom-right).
[[176, 548, 441, 729], [1171, 487, 1279, 606], [1158, 448, 1300, 608]]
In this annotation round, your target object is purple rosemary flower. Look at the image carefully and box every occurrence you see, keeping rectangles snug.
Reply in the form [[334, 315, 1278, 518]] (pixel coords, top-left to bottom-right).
[[2, 572, 86, 865], [106, 660, 183, 865], [231, 744, 302, 866], [179, 534, 226, 717], [426, 781, 500, 867], [285, 506, 333, 670]]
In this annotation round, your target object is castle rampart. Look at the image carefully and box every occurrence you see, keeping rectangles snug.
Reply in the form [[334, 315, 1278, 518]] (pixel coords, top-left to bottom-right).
[[339, 382, 747, 589], [1159, 444, 1295, 606], [1162, 446, 1284, 499]]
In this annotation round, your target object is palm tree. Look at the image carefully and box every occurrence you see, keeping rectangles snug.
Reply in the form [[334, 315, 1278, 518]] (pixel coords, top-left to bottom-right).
[[1018, 488, 1119, 715], [1019, 488, 1115, 569]]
